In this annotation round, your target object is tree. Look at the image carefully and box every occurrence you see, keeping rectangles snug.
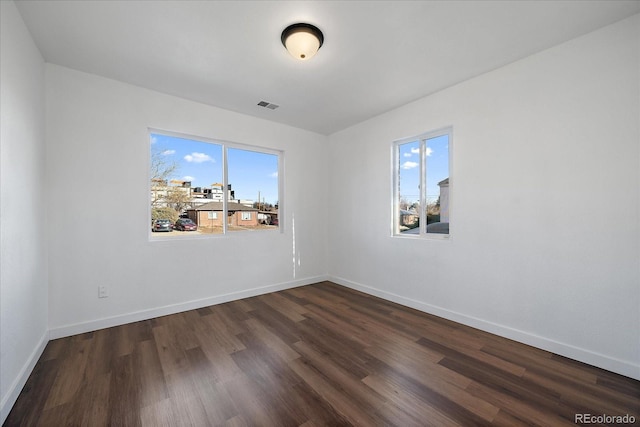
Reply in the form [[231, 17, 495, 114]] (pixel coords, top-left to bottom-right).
[[151, 147, 178, 183], [164, 187, 192, 214], [150, 147, 179, 208], [399, 197, 419, 212], [152, 207, 179, 223]]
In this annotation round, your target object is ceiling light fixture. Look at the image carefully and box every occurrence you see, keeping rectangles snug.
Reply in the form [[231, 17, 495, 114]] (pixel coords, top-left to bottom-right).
[[281, 23, 324, 61]]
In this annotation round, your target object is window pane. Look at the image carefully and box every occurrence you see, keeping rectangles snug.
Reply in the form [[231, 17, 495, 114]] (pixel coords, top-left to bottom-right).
[[425, 134, 449, 234], [226, 147, 279, 232], [397, 140, 421, 234], [150, 133, 223, 236], [393, 128, 451, 238]]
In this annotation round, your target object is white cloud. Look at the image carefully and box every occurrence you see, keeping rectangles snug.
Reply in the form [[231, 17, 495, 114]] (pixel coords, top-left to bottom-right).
[[270, 171, 278, 178], [184, 152, 214, 163], [162, 149, 175, 155], [407, 147, 432, 156], [150, 136, 158, 145], [182, 176, 195, 182], [401, 161, 418, 170]]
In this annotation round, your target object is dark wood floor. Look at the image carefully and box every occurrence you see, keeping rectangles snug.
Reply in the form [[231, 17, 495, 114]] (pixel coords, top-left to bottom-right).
[[5, 281, 639, 426]]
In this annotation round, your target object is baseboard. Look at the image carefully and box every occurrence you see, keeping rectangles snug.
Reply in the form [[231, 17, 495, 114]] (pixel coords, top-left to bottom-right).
[[329, 275, 640, 381], [1, 330, 49, 425], [49, 275, 329, 340]]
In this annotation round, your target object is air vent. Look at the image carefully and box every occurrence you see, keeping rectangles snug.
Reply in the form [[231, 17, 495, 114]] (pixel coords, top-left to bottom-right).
[[257, 100, 279, 110]]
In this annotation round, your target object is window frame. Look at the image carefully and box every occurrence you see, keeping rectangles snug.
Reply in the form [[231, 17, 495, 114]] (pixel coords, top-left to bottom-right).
[[148, 128, 284, 239], [392, 126, 452, 239]]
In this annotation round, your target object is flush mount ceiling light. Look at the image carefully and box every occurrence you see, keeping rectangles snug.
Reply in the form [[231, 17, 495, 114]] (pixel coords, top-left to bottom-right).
[[281, 23, 324, 61]]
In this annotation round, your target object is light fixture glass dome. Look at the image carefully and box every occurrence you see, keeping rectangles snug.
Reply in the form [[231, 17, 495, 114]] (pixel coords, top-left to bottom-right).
[[281, 23, 324, 61]]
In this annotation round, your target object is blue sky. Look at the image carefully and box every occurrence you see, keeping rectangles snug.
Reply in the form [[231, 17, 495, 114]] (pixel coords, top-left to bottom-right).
[[398, 134, 449, 205], [151, 133, 279, 204]]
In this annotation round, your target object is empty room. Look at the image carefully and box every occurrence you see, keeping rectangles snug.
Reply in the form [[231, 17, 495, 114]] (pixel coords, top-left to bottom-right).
[[1, 1, 639, 425]]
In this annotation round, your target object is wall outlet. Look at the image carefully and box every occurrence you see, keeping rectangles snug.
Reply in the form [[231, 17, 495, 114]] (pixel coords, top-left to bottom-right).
[[98, 285, 109, 298]]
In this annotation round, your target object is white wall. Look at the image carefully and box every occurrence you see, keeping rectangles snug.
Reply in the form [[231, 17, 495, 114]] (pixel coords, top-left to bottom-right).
[[327, 15, 640, 379], [45, 64, 328, 336], [0, 1, 49, 421]]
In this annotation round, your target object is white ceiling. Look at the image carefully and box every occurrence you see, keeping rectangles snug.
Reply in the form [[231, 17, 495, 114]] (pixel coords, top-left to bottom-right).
[[15, 1, 640, 135]]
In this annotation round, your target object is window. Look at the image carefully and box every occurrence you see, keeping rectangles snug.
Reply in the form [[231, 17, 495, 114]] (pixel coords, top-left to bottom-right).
[[393, 127, 451, 238], [150, 130, 281, 237]]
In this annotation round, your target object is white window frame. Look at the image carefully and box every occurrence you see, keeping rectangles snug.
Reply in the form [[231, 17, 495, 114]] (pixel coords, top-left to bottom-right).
[[392, 126, 452, 239], [149, 128, 284, 239], [207, 211, 218, 220], [241, 211, 251, 221]]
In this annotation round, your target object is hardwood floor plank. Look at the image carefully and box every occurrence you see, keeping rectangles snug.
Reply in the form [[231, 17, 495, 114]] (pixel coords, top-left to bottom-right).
[[258, 292, 308, 322], [292, 341, 389, 418], [83, 328, 116, 381], [222, 415, 250, 427], [596, 371, 640, 399], [2, 358, 58, 427], [151, 324, 190, 375], [106, 354, 142, 427], [184, 346, 239, 424], [139, 398, 178, 427], [380, 350, 501, 423], [361, 373, 460, 427], [482, 340, 598, 384], [243, 298, 304, 345], [391, 308, 487, 352], [197, 311, 247, 354], [212, 304, 251, 336], [364, 342, 470, 391], [161, 369, 211, 426], [523, 370, 640, 417], [466, 380, 578, 426], [294, 317, 373, 379], [288, 357, 382, 426], [438, 355, 574, 421], [224, 373, 299, 427], [194, 331, 244, 383], [302, 303, 373, 348], [6, 281, 639, 426], [243, 317, 301, 362], [134, 338, 169, 408], [417, 335, 526, 377], [78, 371, 111, 427], [42, 336, 91, 410]]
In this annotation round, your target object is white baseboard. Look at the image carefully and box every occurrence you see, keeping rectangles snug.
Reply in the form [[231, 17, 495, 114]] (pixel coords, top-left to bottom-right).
[[329, 275, 640, 381], [49, 275, 329, 340], [1, 330, 49, 425]]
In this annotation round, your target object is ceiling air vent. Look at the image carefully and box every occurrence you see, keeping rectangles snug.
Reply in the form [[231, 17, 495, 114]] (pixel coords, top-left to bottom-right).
[[257, 100, 279, 110]]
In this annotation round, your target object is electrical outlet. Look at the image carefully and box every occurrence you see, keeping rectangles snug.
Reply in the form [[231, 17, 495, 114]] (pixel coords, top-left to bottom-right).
[[98, 285, 109, 298]]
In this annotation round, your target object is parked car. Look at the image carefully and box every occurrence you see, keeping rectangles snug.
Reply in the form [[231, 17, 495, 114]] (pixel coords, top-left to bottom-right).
[[152, 219, 173, 232], [174, 218, 197, 231]]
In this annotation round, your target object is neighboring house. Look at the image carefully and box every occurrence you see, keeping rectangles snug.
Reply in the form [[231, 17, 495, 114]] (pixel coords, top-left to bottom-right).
[[400, 209, 418, 226], [187, 201, 259, 227], [438, 177, 449, 223]]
